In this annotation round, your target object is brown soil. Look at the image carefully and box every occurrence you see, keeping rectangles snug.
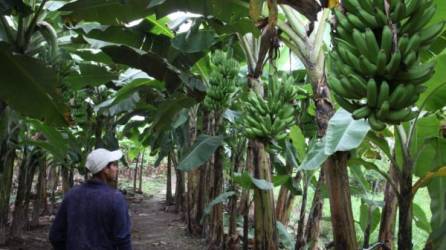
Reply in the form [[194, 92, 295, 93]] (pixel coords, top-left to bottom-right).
[[1, 193, 206, 250]]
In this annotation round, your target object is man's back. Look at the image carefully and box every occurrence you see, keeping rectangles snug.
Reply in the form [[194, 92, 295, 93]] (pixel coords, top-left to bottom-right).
[[49, 179, 132, 250]]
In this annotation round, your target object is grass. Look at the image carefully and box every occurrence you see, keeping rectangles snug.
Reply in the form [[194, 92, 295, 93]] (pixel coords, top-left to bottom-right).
[[118, 175, 167, 196]]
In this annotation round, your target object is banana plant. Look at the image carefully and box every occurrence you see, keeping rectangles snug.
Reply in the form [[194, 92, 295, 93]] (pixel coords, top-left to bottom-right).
[[0, 0, 70, 126]]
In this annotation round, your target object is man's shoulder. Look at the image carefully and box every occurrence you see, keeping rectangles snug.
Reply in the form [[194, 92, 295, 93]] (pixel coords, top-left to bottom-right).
[[111, 189, 126, 202]]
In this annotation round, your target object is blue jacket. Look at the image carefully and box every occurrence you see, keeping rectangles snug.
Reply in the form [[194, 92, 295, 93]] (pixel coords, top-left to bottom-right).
[[49, 179, 132, 250]]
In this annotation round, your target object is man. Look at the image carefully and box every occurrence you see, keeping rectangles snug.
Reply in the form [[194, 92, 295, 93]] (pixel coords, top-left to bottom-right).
[[49, 148, 132, 250]]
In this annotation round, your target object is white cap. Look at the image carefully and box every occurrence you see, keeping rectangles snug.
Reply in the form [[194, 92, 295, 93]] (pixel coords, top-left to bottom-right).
[[85, 148, 123, 174]]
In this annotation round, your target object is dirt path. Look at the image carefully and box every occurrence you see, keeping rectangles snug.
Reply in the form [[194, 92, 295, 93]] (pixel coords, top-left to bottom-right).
[[2, 192, 205, 250], [129, 193, 206, 250]]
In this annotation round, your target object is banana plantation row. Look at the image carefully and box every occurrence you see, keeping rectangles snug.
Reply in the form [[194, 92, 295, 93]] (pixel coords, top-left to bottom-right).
[[0, 0, 445, 250]]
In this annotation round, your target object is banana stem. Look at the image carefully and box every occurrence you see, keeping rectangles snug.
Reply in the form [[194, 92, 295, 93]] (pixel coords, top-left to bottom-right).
[[396, 125, 409, 161], [279, 36, 309, 69], [237, 33, 256, 73], [16, 16, 24, 50], [311, 9, 330, 63], [23, 0, 48, 51], [280, 5, 308, 43], [0, 17, 14, 44], [276, 21, 308, 58], [406, 111, 421, 149]]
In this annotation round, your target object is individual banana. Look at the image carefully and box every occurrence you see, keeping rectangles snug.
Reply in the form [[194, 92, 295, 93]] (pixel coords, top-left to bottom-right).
[[401, 4, 436, 34], [364, 28, 380, 62], [418, 21, 446, 46], [373, 0, 385, 12], [357, 9, 379, 29], [377, 101, 390, 120], [352, 106, 371, 119], [340, 76, 364, 99], [359, 55, 377, 76], [376, 49, 388, 73], [388, 84, 406, 108], [398, 35, 410, 54], [352, 29, 374, 62], [404, 34, 421, 55], [367, 78, 378, 108], [404, 0, 422, 18], [375, 9, 388, 26], [328, 77, 355, 99], [368, 114, 386, 131], [393, 84, 416, 110], [334, 10, 353, 31], [385, 108, 413, 122], [342, 0, 358, 13], [381, 26, 393, 58], [390, 1, 406, 23], [385, 50, 402, 77], [333, 94, 360, 113], [348, 74, 368, 95], [359, 0, 375, 14], [377, 80, 389, 108], [347, 13, 367, 31], [395, 62, 435, 83], [335, 26, 354, 44], [403, 51, 418, 67]]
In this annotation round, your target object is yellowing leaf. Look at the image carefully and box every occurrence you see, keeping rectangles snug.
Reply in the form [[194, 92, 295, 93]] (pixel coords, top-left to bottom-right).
[[328, 0, 340, 8], [412, 166, 446, 196]]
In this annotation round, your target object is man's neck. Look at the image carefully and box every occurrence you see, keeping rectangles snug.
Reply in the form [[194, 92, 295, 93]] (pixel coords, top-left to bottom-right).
[[92, 176, 111, 186]]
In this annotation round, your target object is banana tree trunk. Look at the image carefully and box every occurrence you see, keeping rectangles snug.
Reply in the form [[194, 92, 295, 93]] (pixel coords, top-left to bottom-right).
[[240, 140, 255, 250], [378, 165, 399, 250], [138, 151, 144, 193], [302, 170, 324, 250], [208, 111, 224, 248], [253, 140, 277, 250], [166, 153, 173, 204], [0, 139, 16, 244], [31, 158, 47, 227], [186, 109, 199, 234], [61, 166, 73, 194], [398, 158, 413, 250], [276, 164, 300, 226], [209, 145, 224, 249], [325, 152, 357, 250], [0, 105, 18, 244], [308, 45, 357, 249], [275, 187, 297, 228], [10, 147, 40, 239], [275, 186, 289, 224], [228, 193, 240, 250], [197, 110, 212, 237], [283, 193, 297, 227], [296, 175, 309, 248], [174, 151, 186, 212], [228, 148, 243, 250], [48, 165, 60, 214], [196, 160, 209, 233], [133, 153, 139, 192]]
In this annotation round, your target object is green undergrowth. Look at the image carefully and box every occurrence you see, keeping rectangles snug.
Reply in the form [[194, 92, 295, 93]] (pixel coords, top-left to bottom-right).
[[118, 175, 167, 196]]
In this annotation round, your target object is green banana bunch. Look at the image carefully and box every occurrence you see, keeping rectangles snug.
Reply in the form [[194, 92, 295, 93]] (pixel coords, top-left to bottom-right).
[[241, 76, 297, 141], [204, 50, 240, 111], [329, 0, 445, 131]]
